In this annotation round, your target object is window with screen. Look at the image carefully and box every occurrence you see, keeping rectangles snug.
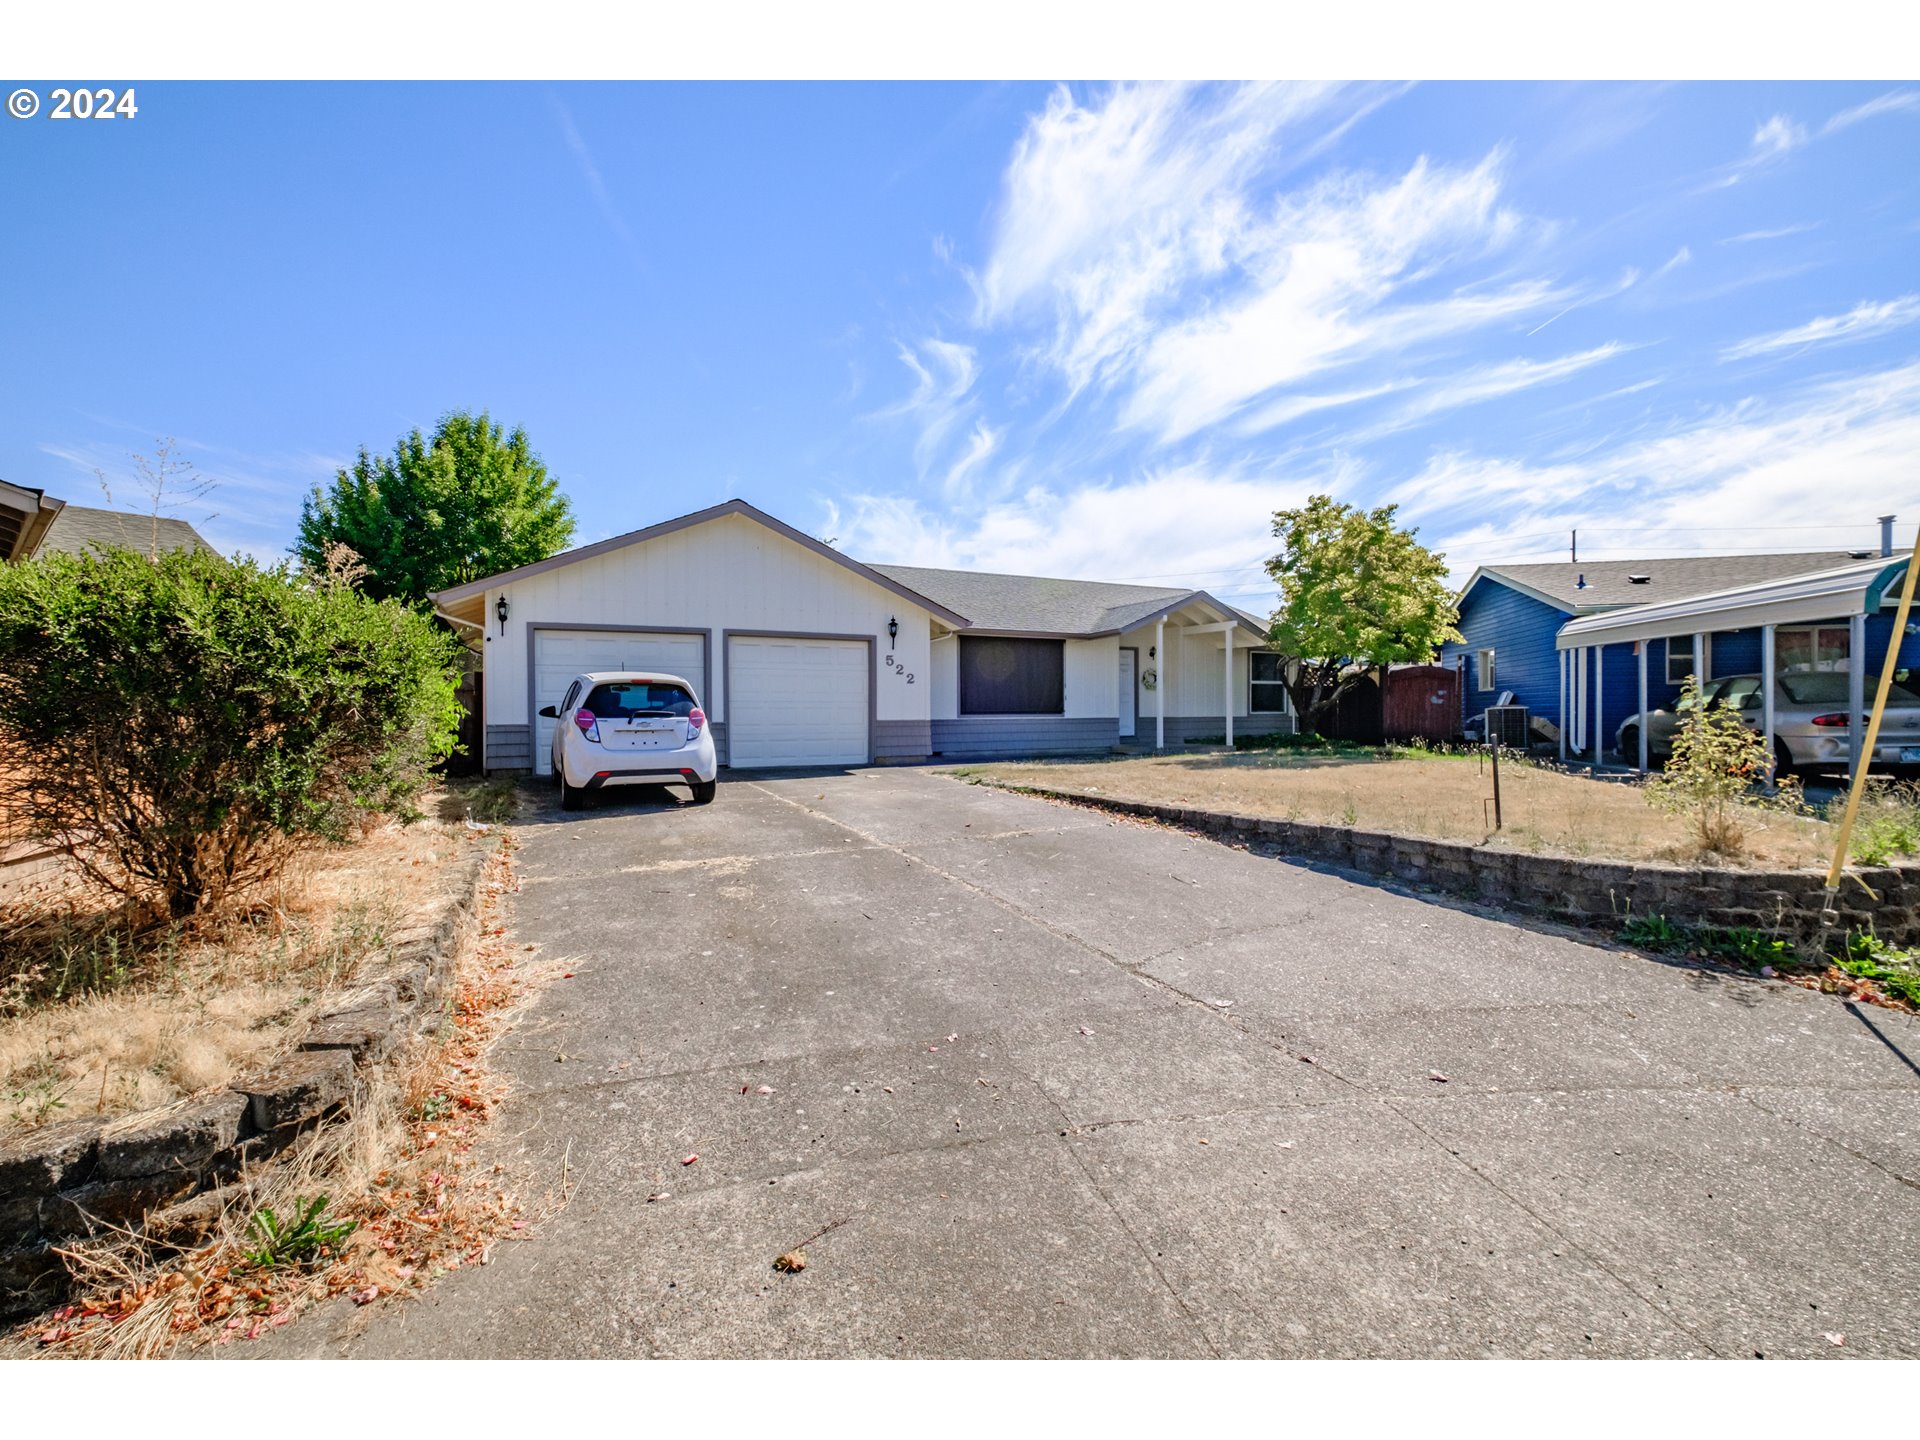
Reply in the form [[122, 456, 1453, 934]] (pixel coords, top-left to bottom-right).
[[959, 637, 1064, 715], [1250, 652, 1289, 713]]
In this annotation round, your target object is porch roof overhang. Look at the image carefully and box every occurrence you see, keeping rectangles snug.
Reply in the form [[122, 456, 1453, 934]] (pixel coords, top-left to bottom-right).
[[1554, 556, 1910, 650]]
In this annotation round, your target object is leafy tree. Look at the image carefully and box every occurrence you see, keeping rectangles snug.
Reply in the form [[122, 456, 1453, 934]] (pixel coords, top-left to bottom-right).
[[0, 546, 462, 918], [294, 410, 575, 605], [1263, 495, 1462, 733]]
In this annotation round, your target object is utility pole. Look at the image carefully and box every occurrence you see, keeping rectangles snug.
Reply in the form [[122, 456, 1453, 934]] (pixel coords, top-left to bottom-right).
[[1570, 529, 1578, 564]]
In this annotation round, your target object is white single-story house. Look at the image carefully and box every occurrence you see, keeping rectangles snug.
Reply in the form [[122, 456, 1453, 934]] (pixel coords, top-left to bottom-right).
[[430, 499, 1295, 774]]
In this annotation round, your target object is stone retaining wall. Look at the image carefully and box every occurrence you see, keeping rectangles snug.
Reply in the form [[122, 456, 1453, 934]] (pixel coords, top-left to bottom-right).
[[994, 783, 1920, 945], [0, 841, 496, 1321]]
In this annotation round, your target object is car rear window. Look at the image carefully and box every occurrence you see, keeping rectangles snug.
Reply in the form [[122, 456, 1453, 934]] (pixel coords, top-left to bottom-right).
[[582, 682, 695, 718], [1779, 672, 1920, 705]]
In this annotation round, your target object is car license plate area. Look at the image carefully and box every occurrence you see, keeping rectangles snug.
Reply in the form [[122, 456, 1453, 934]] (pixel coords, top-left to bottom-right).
[[1899, 746, 1920, 764], [611, 723, 680, 751]]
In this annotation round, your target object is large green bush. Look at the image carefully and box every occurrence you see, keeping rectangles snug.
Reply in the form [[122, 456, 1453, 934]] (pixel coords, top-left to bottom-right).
[[0, 546, 462, 918]]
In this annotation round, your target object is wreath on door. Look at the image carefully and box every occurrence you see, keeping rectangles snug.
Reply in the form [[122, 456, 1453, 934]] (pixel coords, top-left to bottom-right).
[[1141, 668, 1158, 690]]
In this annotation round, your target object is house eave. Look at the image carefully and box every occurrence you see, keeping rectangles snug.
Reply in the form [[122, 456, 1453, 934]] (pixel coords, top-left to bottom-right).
[[431, 498, 971, 628]]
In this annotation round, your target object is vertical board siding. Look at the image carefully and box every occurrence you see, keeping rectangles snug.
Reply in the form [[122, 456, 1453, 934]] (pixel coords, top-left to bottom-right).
[[483, 514, 936, 730]]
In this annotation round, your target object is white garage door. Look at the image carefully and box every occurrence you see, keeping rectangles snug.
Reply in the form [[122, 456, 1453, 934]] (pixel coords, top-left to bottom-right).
[[532, 629, 706, 776], [727, 636, 869, 768]]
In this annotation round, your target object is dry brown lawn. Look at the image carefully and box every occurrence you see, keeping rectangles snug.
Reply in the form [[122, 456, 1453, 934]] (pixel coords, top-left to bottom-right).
[[0, 782, 514, 1140], [957, 751, 1833, 869]]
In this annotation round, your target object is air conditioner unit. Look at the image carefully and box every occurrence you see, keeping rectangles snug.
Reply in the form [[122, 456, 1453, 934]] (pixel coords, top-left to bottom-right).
[[1483, 705, 1529, 749]]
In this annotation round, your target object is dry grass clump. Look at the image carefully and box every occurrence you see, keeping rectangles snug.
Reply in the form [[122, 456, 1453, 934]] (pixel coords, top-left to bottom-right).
[[959, 752, 1833, 868], [0, 805, 476, 1138]]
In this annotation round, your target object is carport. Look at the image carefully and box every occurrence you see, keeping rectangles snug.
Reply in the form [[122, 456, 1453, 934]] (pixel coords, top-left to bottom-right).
[[1553, 554, 1913, 780]]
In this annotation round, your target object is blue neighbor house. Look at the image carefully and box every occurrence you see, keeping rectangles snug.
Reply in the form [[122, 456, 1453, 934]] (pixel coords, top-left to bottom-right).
[[1438, 543, 1913, 765]]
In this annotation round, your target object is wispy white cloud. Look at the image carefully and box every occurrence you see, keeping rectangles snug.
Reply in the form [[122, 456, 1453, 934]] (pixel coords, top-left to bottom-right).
[[831, 461, 1326, 599], [1387, 360, 1920, 580], [971, 82, 1551, 443], [1720, 221, 1821, 245], [872, 339, 981, 477], [1720, 295, 1920, 362], [1750, 114, 1808, 161], [1706, 113, 1809, 189], [550, 95, 644, 267], [1652, 245, 1692, 278], [1373, 343, 1630, 434], [1823, 89, 1920, 135]]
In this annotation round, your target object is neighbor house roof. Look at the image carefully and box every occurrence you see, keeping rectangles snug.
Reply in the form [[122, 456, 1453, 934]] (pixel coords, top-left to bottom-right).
[[0, 480, 65, 562], [35, 505, 213, 559], [1557, 554, 1912, 649], [1468, 551, 1862, 614], [868, 564, 1268, 639]]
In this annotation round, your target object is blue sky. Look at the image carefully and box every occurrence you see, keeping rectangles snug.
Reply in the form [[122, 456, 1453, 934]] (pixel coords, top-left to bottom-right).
[[3, 80, 1917, 610]]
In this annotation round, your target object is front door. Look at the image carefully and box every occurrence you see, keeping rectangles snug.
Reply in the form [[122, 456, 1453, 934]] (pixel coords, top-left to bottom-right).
[[1118, 649, 1138, 738]]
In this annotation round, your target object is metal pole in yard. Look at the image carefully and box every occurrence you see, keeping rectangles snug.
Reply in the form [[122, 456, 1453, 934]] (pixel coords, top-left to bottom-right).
[[1489, 732, 1503, 829], [1824, 532, 1920, 920]]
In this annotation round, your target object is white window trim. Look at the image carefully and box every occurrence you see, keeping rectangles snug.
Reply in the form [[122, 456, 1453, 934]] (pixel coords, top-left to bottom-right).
[[1248, 651, 1290, 714], [1475, 648, 1496, 692], [1774, 623, 1853, 674], [1665, 635, 1710, 687]]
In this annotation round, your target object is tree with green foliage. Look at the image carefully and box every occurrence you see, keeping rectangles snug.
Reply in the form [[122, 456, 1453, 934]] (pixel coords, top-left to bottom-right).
[[294, 410, 575, 606], [0, 546, 462, 918], [1264, 495, 1462, 734]]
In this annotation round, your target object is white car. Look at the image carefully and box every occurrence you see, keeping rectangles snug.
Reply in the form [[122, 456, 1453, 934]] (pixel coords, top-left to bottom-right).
[[538, 671, 718, 810]]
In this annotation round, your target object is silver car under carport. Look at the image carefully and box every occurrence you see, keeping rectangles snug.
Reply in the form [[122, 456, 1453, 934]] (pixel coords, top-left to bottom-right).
[[1616, 670, 1920, 772]]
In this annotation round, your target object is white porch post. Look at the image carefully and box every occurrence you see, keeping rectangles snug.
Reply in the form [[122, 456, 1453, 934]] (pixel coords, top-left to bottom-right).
[[1593, 645, 1605, 765], [1761, 623, 1777, 785], [1849, 612, 1867, 780], [1154, 618, 1165, 750], [1636, 640, 1649, 774], [1558, 647, 1568, 762], [1223, 636, 1234, 747], [1694, 631, 1708, 685]]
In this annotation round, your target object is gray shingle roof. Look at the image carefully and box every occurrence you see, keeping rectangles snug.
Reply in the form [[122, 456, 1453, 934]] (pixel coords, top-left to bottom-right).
[[1478, 551, 1863, 613], [35, 506, 213, 559], [868, 564, 1197, 635]]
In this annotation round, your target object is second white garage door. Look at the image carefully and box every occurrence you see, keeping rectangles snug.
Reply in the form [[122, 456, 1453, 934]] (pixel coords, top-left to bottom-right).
[[727, 636, 869, 768]]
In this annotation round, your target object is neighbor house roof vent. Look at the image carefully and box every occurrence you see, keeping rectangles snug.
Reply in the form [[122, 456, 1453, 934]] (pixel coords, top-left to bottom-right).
[[1575, 572, 1587, 589], [1626, 574, 1650, 585]]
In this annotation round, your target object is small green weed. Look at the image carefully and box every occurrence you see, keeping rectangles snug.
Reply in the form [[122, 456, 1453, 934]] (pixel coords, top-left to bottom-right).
[[1619, 912, 1686, 950], [243, 1194, 357, 1269], [414, 1092, 452, 1123], [1701, 926, 1795, 967], [1835, 931, 1920, 1005]]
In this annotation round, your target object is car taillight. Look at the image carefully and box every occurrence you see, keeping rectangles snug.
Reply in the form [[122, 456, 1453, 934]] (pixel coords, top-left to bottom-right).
[[687, 707, 706, 736], [1810, 712, 1851, 727], [574, 709, 601, 743]]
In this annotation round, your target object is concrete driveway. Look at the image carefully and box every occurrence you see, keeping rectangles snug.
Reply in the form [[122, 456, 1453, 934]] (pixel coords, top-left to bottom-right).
[[285, 768, 1919, 1358]]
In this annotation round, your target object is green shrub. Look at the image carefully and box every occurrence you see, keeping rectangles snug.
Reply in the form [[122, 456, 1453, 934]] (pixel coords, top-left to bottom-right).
[[1643, 675, 1773, 857], [0, 546, 462, 918]]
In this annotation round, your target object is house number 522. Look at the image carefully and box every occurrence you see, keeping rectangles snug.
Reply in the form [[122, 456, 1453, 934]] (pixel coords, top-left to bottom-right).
[[883, 653, 915, 683]]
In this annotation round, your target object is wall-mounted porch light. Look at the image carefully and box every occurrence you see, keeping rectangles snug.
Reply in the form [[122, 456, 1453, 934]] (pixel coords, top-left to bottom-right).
[[887, 615, 899, 650], [495, 594, 510, 636]]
